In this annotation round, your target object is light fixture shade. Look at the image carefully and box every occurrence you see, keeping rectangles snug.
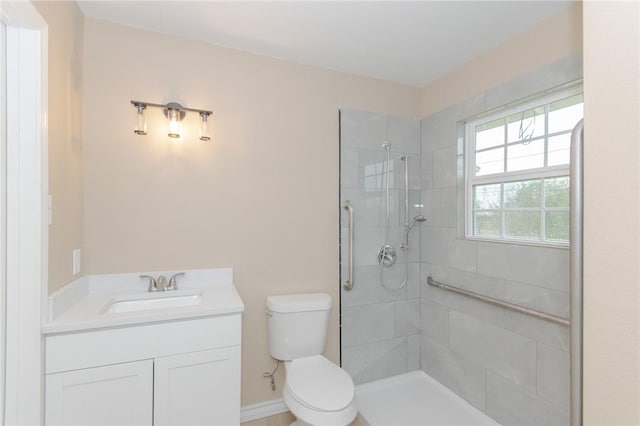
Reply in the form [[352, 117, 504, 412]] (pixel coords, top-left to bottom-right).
[[134, 103, 147, 135], [199, 112, 211, 141], [167, 108, 182, 139]]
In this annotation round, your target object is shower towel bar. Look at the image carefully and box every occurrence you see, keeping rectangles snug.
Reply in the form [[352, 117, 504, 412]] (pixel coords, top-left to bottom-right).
[[426, 275, 570, 327]]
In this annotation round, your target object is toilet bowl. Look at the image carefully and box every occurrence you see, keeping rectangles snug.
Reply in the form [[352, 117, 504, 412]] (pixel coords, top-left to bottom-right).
[[266, 293, 358, 426], [282, 355, 357, 426]]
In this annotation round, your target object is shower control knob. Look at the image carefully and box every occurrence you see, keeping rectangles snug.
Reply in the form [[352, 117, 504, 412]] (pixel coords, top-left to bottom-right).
[[377, 245, 397, 267]]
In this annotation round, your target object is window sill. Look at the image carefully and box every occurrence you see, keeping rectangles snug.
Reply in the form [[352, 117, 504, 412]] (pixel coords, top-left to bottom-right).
[[464, 235, 570, 250]]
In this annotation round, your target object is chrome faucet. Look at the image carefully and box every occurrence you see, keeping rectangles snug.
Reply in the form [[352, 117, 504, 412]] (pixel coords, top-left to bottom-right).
[[140, 272, 185, 292]]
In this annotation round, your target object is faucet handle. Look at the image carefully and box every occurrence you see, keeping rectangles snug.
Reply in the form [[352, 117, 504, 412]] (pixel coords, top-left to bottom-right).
[[140, 275, 158, 292], [167, 272, 185, 290]]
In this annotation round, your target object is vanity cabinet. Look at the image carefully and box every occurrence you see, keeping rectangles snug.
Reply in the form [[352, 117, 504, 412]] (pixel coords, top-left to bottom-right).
[[45, 315, 241, 426], [154, 346, 241, 425], [46, 360, 154, 426]]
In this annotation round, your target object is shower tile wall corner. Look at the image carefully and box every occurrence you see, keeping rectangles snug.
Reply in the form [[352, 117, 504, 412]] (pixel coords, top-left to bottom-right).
[[419, 56, 581, 426], [340, 108, 421, 385]]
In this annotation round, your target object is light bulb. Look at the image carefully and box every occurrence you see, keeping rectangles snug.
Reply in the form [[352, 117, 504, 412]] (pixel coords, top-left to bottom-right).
[[199, 112, 211, 141], [167, 108, 181, 138], [134, 103, 147, 135]]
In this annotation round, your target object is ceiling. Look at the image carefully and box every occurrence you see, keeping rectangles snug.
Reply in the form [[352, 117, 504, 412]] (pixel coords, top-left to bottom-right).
[[77, 1, 575, 88]]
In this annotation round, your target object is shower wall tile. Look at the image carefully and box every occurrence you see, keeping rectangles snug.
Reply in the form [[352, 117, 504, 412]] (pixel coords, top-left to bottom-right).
[[504, 280, 570, 318], [421, 299, 449, 346], [503, 310, 570, 351], [486, 371, 569, 426], [429, 264, 504, 298], [421, 338, 487, 411], [406, 334, 421, 371], [387, 115, 420, 154], [393, 154, 422, 191], [420, 262, 432, 299], [421, 189, 438, 226], [340, 108, 423, 385], [340, 231, 420, 278], [342, 337, 407, 385], [476, 242, 569, 292], [438, 188, 458, 228], [406, 263, 422, 299], [341, 302, 395, 347], [449, 311, 537, 390], [421, 227, 477, 272], [427, 265, 505, 326], [340, 148, 358, 189], [340, 109, 386, 150], [395, 299, 421, 337], [537, 343, 570, 409], [421, 149, 433, 190], [421, 188, 456, 228], [485, 54, 583, 111], [417, 58, 576, 425], [400, 190, 423, 229], [340, 266, 408, 308], [341, 187, 401, 228], [420, 94, 485, 153], [429, 287, 505, 327], [345, 226, 383, 267], [421, 113, 456, 153], [433, 146, 458, 189]]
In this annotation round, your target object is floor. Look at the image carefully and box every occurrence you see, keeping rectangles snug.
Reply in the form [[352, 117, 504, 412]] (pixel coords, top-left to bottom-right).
[[242, 411, 363, 426], [242, 411, 295, 426]]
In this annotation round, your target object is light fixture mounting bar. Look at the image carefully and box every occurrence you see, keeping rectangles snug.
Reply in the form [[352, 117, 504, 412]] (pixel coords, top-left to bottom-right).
[[130, 100, 212, 115]]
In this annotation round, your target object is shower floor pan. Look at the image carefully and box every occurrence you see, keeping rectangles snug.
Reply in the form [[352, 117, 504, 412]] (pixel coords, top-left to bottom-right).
[[355, 371, 499, 425]]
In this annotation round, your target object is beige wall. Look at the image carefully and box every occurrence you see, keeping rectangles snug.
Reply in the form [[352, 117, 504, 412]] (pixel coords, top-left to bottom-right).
[[420, 4, 583, 116], [583, 1, 640, 424], [82, 18, 419, 406], [33, 0, 84, 293]]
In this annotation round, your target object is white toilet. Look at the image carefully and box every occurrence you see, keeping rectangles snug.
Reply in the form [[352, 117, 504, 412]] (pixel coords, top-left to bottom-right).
[[266, 293, 358, 426]]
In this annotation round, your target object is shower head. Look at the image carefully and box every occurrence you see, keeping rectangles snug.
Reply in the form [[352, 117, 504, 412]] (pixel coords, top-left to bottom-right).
[[408, 215, 427, 230]]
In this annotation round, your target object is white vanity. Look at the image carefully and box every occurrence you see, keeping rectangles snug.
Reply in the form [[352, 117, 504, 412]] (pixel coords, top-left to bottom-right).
[[42, 268, 243, 426]]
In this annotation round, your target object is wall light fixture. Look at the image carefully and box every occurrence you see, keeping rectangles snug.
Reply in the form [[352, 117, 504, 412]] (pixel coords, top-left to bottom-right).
[[131, 100, 213, 141]]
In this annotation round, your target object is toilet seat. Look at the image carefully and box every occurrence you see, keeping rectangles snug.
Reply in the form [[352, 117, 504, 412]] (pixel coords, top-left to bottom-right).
[[285, 355, 355, 412]]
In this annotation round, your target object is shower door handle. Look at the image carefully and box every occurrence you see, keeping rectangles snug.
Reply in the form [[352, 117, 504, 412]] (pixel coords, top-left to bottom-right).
[[343, 201, 354, 291]]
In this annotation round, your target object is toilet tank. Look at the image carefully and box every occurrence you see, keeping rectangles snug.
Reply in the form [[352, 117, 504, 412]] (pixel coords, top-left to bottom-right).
[[266, 293, 332, 361]]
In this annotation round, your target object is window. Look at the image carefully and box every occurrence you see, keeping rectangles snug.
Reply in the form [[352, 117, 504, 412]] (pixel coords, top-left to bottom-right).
[[465, 87, 583, 245]]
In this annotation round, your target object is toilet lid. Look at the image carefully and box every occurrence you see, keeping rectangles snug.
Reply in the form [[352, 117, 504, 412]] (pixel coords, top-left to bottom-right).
[[286, 355, 355, 412]]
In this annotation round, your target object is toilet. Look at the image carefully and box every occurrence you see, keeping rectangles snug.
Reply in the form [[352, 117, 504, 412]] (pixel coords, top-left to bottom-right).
[[266, 293, 358, 426]]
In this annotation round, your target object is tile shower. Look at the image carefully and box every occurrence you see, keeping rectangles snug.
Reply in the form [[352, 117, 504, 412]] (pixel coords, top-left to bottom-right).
[[339, 55, 582, 425]]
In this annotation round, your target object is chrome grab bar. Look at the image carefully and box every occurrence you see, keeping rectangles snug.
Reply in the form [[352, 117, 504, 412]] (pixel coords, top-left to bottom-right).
[[570, 119, 584, 426], [343, 201, 354, 291], [426, 275, 570, 327]]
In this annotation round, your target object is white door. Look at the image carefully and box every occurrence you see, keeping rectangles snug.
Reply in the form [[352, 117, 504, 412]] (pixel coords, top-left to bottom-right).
[[45, 360, 154, 426], [154, 347, 241, 426]]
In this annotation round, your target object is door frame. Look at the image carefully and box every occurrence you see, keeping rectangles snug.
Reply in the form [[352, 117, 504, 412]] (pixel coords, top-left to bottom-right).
[[1, 2, 48, 424]]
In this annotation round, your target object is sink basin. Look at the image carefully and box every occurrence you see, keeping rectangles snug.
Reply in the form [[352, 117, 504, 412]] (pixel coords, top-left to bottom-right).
[[107, 291, 202, 314]]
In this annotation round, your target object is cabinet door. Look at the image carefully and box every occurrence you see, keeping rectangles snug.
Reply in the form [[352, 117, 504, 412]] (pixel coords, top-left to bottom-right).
[[154, 346, 241, 426], [46, 359, 153, 426]]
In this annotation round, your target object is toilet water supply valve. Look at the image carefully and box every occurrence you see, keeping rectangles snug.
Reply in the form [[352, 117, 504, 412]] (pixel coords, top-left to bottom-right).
[[263, 361, 280, 391]]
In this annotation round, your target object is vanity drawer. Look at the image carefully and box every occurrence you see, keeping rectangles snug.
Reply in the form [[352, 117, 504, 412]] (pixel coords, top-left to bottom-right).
[[46, 314, 241, 373]]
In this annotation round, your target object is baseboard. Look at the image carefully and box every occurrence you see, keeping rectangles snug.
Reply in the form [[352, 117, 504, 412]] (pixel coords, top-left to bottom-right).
[[241, 398, 288, 423]]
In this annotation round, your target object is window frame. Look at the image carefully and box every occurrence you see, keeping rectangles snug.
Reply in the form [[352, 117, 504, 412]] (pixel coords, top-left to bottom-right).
[[464, 85, 583, 247]]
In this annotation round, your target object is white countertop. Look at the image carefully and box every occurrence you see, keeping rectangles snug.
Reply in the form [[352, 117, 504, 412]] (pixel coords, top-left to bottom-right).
[[42, 268, 244, 335]]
